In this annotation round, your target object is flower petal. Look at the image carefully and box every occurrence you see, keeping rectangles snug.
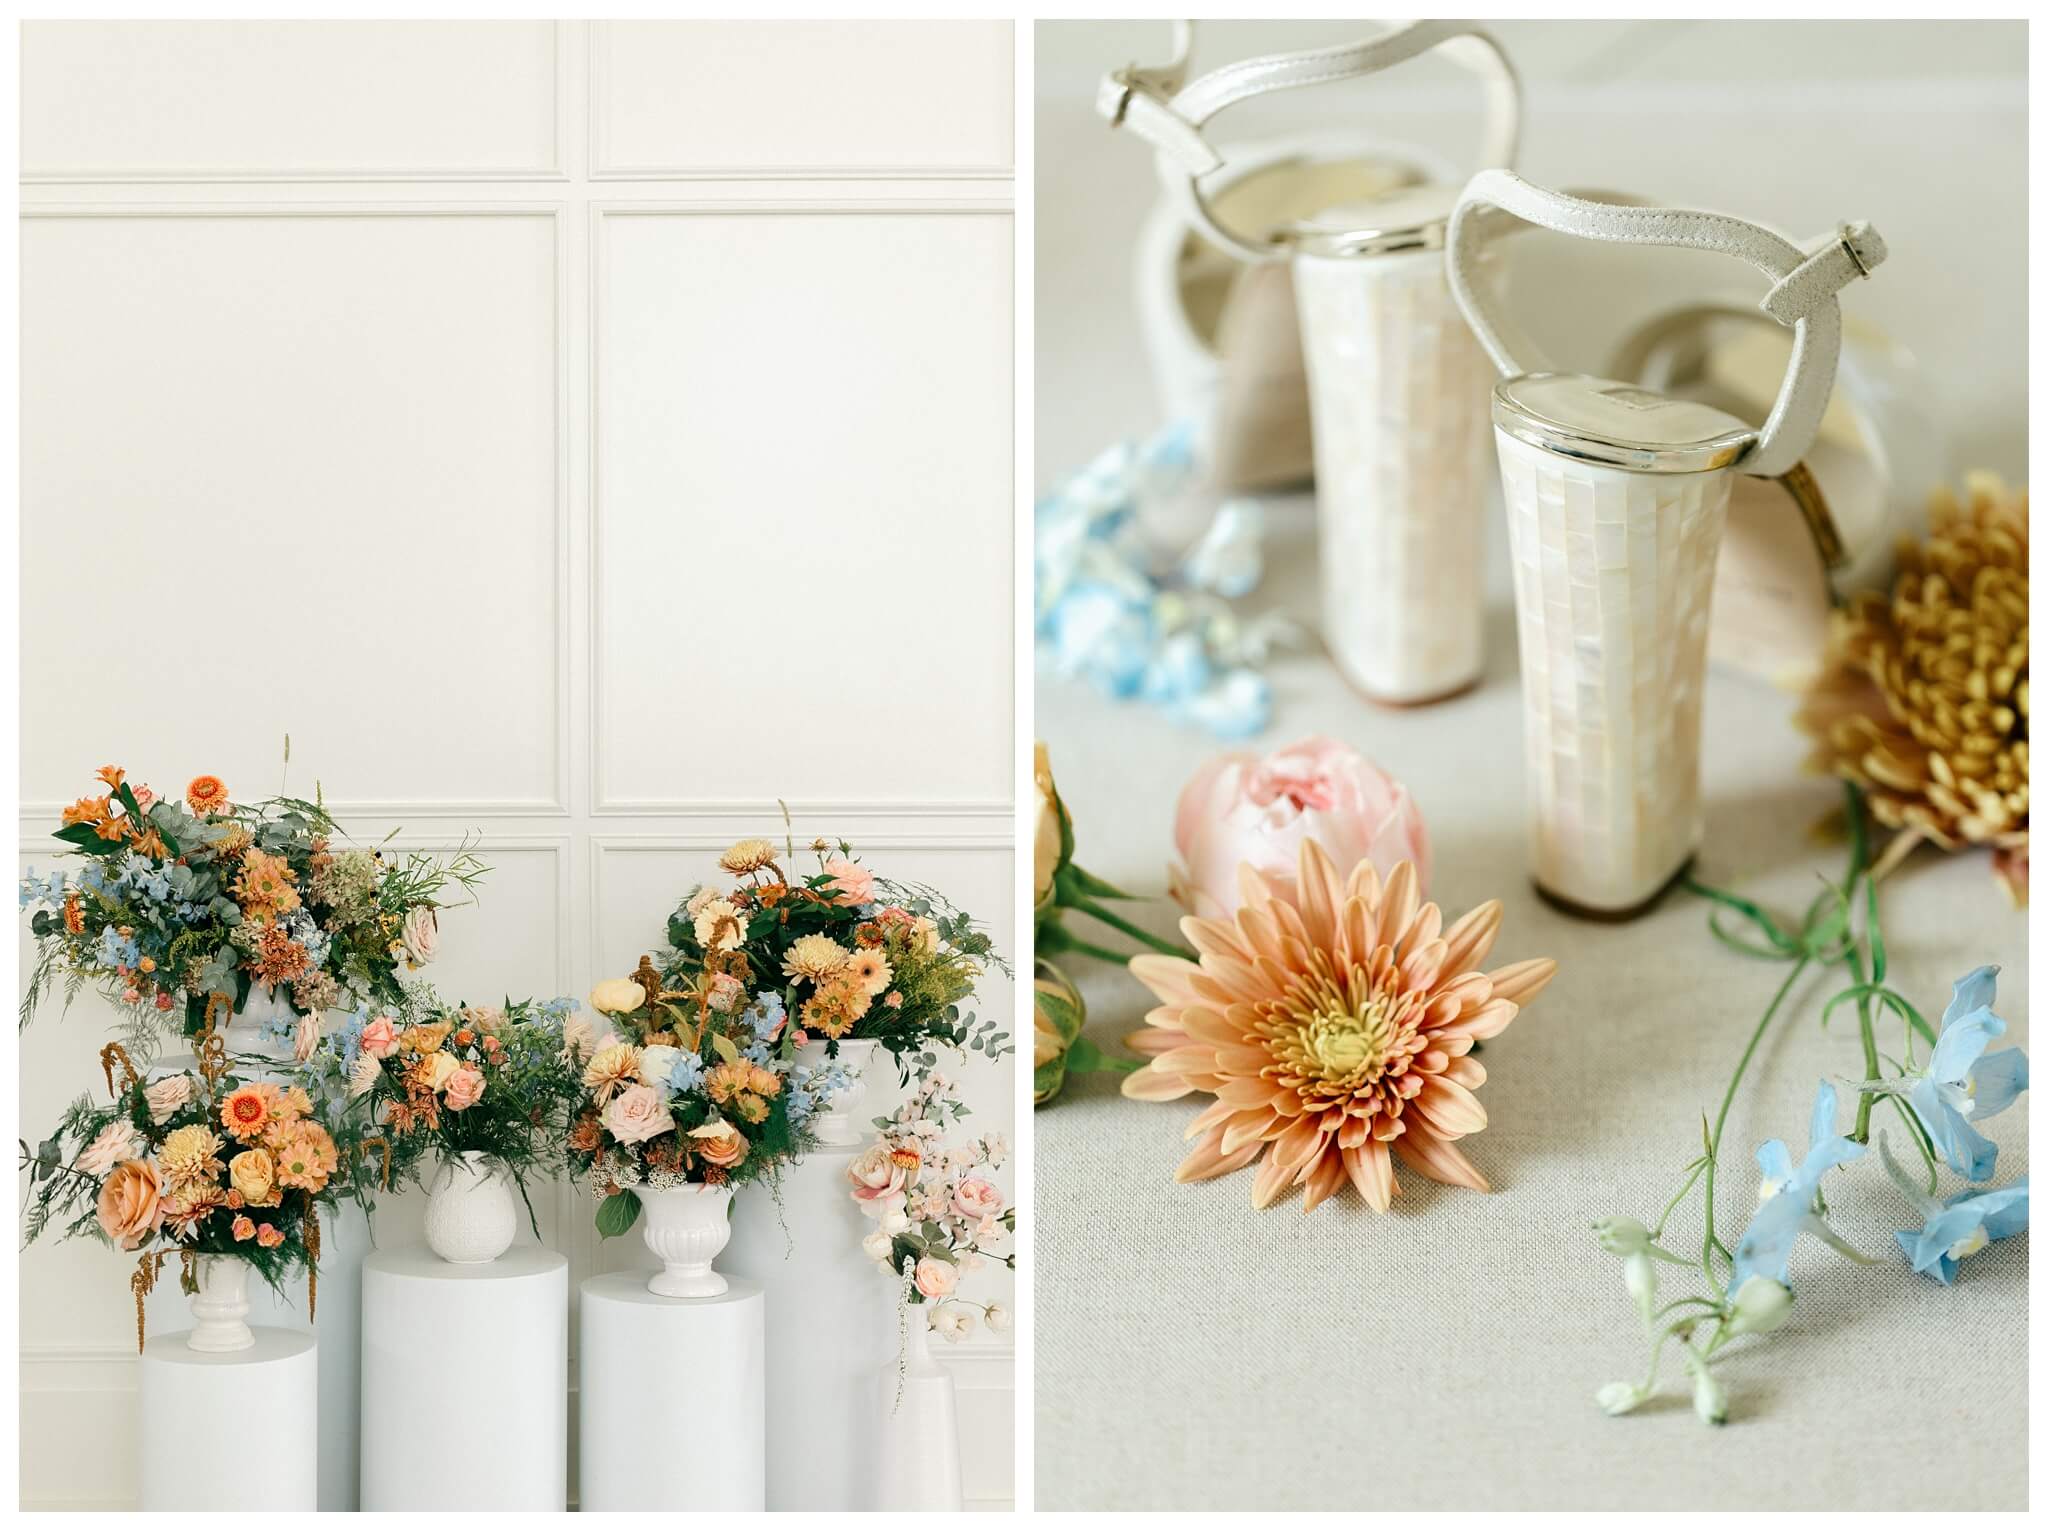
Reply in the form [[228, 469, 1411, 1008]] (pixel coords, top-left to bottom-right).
[[1122, 1066, 1195, 1102], [1343, 1140, 1396, 1211], [1486, 957, 1557, 1005], [1438, 899, 1503, 977], [1394, 1126, 1490, 1192], [1176, 1128, 1264, 1183]]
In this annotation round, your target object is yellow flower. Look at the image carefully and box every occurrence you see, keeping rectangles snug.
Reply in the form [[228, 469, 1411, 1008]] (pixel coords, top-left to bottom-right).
[[845, 948, 893, 997], [228, 1147, 280, 1207], [718, 838, 779, 875], [583, 1042, 643, 1102], [694, 900, 745, 952], [157, 1124, 226, 1188], [782, 934, 849, 983]]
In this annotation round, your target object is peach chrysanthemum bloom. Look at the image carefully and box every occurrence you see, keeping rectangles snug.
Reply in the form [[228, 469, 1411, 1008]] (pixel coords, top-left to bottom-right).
[[1123, 840, 1556, 1213], [718, 838, 779, 875]]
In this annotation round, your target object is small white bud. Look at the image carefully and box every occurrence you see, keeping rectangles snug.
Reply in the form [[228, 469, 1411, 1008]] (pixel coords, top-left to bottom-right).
[[984, 1302, 1012, 1333], [1594, 1216, 1652, 1256], [1687, 1358, 1728, 1425], [1724, 1274, 1793, 1337], [1596, 1381, 1648, 1416]]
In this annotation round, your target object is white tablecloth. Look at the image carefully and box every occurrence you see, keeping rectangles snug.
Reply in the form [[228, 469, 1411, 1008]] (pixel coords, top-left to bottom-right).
[[1033, 495, 2028, 1511]]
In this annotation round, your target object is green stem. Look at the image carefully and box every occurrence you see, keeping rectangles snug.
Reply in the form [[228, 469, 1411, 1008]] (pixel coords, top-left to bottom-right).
[[1652, 1159, 1708, 1240], [1066, 894, 1195, 960], [1839, 782, 1883, 1144], [1701, 954, 1811, 1294]]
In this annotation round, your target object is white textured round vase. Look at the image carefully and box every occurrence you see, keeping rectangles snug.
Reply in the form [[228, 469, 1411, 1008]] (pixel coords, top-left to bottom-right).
[[634, 1183, 732, 1298], [794, 1038, 879, 1147], [1493, 427, 1734, 915], [876, 1304, 964, 1512], [1292, 190, 1496, 706], [423, 1151, 518, 1264], [187, 1255, 256, 1353], [220, 982, 298, 1060]]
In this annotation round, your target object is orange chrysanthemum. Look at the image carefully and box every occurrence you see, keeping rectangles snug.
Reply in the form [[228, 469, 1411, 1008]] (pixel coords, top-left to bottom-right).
[[1123, 841, 1556, 1214], [186, 775, 230, 815]]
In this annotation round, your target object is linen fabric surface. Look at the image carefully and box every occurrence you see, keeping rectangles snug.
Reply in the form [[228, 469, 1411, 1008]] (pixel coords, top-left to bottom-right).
[[1033, 500, 2028, 1512]]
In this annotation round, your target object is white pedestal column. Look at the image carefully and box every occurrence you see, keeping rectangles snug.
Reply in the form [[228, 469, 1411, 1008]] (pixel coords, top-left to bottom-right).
[[359, 1244, 568, 1510], [577, 1273, 765, 1510], [878, 1315, 966, 1511], [720, 1145, 895, 1510], [143, 1051, 371, 1510], [139, 1328, 318, 1510]]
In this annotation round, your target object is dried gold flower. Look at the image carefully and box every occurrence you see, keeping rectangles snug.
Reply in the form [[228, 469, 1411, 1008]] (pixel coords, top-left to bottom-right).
[[718, 838, 778, 874], [1124, 840, 1555, 1213], [1797, 473, 2028, 892]]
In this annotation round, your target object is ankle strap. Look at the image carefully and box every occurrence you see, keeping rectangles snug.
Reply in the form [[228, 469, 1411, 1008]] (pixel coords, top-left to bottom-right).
[[1445, 169, 1888, 479], [1100, 19, 1520, 262]]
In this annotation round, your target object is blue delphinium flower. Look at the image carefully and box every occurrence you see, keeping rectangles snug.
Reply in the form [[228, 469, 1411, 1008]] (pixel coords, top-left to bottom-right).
[[330, 1007, 370, 1072], [534, 995, 576, 1029], [19, 868, 66, 910], [742, 993, 786, 1043], [1730, 1080, 1869, 1293], [1868, 966, 2029, 1183], [665, 1050, 706, 1096], [94, 925, 141, 970], [1878, 1135, 2027, 1283]]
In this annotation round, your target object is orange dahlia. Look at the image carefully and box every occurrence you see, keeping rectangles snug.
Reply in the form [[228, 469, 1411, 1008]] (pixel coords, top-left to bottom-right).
[[1123, 841, 1556, 1213]]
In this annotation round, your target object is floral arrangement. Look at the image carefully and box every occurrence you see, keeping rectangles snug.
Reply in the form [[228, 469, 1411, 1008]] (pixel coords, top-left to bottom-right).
[[19, 1038, 362, 1347], [1593, 783, 2031, 1425], [663, 835, 1010, 1070], [564, 957, 837, 1238], [1036, 418, 1301, 737], [849, 1070, 1014, 1347], [1122, 837, 1555, 1212], [20, 766, 486, 1039], [1797, 473, 2028, 904], [293, 988, 583, 1224]]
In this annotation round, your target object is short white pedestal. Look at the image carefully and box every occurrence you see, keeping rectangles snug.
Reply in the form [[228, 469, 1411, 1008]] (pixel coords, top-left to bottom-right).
[[139, 1328, 318, 1510], [577, 1274, 766, 1510], [721, 1145, 895, 1509], [360, 1244, 567, 1510]]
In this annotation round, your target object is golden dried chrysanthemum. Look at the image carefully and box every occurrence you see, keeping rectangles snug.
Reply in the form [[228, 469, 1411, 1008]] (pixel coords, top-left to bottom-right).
[[1797, 473, 2028, 895], [718, 838, 779, 875], [1124, 840, 1556, 1213]]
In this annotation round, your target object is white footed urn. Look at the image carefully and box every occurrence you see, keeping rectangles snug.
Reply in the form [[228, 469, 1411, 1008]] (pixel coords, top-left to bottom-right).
[[187, 1254, 256, 1353], [793, 1038, 879, 1147], [877, 1303, 964, 1511], [423, 1151, 518, 1265], [219, 982, 299, 1061], [633, 1183, 732, 1298]]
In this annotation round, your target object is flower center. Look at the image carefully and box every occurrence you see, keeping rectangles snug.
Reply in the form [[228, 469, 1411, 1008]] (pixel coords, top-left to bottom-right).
[[1947, 1224, 1990, 1262], [1273, 967, 1396, 1083]]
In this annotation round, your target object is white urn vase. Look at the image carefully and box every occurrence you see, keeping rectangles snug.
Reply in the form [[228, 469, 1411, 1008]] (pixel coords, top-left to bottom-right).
[[633, 1183, 732, 1298], [187, 1254, 256, 1353], [877, 1303, 964, 1511], [220, 982, 299, 1060], [423, 1151, 518, 1265], [793, 1038, 880, 1147]]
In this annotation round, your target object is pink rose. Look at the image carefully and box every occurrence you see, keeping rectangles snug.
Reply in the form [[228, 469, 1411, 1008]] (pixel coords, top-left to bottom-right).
[[913, 1257, 958, 1299], [821, 858, 876, 907], [442, 1065, 486, 1112], [361, 1016, 400, 1059], [600, 1084, 674, 1146], [1170, 735, 1429, 919], [846, 1144, 907, 1217], [953, 1176, 1005, 1222]]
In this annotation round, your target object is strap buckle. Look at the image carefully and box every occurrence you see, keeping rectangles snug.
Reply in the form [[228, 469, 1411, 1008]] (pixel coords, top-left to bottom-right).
[[1836, 221, 1875, 279]]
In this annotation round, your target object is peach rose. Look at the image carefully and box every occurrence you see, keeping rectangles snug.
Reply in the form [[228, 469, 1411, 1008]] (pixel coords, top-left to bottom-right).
[[912, 1256, 958, 1299], [954, 1175, 1005, 1222], [96, 1159, 165, 1250], [399, 906, 439, 966], [422, 1050, 461, 1093], [442, 1065, 486, 1112], [360, 1016, 400, 1059], [847, 1144, 907, 1217], [231, 1215, 256, 1242], [228, 1148, 279, 1208], [600, 1084, 674, 1146], [255, 1223, 284, 1249], [1170, 735, 1430, 919], [693, 1121, 748, 1168], [820, 858, 876, 907], [142, 1073, 194, 1125]]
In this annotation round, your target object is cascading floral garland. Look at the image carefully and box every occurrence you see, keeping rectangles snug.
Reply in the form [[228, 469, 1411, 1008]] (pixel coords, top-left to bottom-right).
[[1590, 782, 2029, 1424]]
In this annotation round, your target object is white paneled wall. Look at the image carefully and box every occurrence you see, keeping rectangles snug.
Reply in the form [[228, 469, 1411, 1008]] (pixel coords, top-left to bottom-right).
[[18, 19, 1015, 1512]]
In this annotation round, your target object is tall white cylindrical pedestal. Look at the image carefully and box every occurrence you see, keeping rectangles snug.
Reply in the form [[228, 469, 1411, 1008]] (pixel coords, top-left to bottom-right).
[[360, 1245, 567, 1510], [577, 1274, 765, 1510], [139, 1328, 318, 1510], [721, 1146, 895, 1509], [144, 1051, 372, 1510]]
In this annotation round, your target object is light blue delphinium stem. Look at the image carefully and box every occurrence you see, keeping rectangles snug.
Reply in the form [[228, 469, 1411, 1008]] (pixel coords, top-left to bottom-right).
[[1700, 954, 1812, 1293]]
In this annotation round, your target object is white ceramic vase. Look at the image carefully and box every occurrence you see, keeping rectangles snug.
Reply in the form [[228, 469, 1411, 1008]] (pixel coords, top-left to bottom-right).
[[187, 1254, 256, 1353], [423, 1151, 517, 1265], [793, 1038, 880, 1147], [1292, 190, 1496, 705], [633, 1183, 732, 1299], [221, 982, 298, 1060], [876, 1304, 963, 1511], [1493, 424, 1734, 915]]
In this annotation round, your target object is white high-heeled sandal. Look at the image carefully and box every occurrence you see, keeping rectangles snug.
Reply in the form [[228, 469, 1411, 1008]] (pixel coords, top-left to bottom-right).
[[1104, 21, 1521, 705], [1446, 170, 1888, 917]]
